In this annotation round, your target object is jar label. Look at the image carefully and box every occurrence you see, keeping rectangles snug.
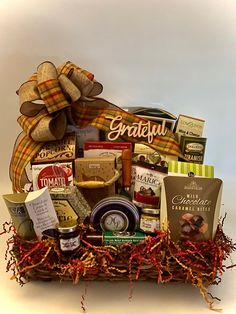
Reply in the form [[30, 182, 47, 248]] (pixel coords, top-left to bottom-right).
[[140, 216, 160, 233], [60, 235, 80, 251], [100, 210, 128, 232]]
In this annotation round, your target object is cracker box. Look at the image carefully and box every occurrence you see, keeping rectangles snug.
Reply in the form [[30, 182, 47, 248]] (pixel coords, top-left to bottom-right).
[[32, 162, 74, 190]]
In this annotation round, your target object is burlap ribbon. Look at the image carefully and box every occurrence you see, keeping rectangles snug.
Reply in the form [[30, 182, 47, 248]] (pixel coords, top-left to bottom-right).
[[10, 61, 182, 193]]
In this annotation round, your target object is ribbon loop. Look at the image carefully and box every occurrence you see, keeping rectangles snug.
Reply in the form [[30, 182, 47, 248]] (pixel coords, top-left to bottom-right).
[[18, 80, 42, 116], [37, 79, 69, 114], [58, 74, 81, 102], [30, 111, 67, 142]]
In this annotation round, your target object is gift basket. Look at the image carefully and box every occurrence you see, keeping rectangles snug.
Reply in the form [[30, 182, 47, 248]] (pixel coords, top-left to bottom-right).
[[1, 61, 235, 311]]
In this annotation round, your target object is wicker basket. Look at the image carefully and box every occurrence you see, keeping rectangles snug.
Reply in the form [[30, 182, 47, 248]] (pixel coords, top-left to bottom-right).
[[3, 220, 235, 310]]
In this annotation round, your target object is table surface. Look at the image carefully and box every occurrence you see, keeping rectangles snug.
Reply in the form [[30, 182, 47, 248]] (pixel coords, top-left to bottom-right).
[[0, 180, 235, 314]]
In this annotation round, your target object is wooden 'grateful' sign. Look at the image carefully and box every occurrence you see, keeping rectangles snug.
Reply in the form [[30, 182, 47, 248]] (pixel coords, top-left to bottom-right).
[[106, 115, 167, 144]]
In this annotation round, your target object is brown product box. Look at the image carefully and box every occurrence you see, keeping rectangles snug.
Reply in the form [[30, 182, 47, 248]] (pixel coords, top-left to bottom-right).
[[160, 176, 223, 242], [75, 157, 116, 207]]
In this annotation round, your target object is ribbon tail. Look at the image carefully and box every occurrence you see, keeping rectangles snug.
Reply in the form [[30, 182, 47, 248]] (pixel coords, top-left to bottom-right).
[[10, 134, 44, 192]]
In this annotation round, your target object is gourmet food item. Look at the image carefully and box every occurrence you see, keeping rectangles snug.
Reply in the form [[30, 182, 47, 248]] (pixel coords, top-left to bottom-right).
[[175, 114, 205, 139], [90, 196, 140, 232], [140, 208, 160, 234], [83, 231, 146, 246], [2, 193, 36, 239], [84, 141, 132, 159], [32, 162, 73, 190], [23, 187, 59, 240], [168, 161, 214, 178], [3, 187, 59, 240], [67, 125, 100, 156], [133, 143, 177, 167], [75, 156, 117, 207], [84, 141, 132, 186], [180, 136, 207, 164], [160, 176, 223, 241], [57, 221, 81, 255], [50, 186, 91, 224], [75, 156, 116, 185], [33, 133, 76, 163], [131, 163, 168, 208]]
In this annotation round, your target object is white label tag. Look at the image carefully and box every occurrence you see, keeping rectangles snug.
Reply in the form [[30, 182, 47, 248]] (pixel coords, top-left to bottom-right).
[[60, 235, 80, 251]]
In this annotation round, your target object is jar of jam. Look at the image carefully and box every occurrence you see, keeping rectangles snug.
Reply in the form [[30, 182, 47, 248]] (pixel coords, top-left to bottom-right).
[[57, 221, 80, 255], [140, 208, 160, 234]]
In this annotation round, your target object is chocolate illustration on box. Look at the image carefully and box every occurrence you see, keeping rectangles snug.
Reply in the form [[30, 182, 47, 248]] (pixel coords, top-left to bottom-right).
[[131, 162, 168, 209]]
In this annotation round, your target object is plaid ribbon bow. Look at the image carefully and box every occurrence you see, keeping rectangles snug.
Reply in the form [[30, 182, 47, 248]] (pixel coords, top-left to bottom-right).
[[10, 61, 182, 192]]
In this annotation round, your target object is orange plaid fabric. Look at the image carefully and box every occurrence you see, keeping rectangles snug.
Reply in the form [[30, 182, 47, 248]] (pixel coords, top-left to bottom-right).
[[37, 79, 69, 114], [10, 135, 44, 192], [61, 61, 94, 81], [17, 108, 48, 136]]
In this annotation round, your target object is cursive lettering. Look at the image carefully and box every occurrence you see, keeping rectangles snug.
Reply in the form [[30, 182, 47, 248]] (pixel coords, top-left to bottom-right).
[[106, 115, 167, 143]]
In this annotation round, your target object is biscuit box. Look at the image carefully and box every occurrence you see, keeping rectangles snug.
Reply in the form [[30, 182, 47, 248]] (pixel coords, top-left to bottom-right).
[[32, 162, 74, 190], [74, 156, 117, 207]]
